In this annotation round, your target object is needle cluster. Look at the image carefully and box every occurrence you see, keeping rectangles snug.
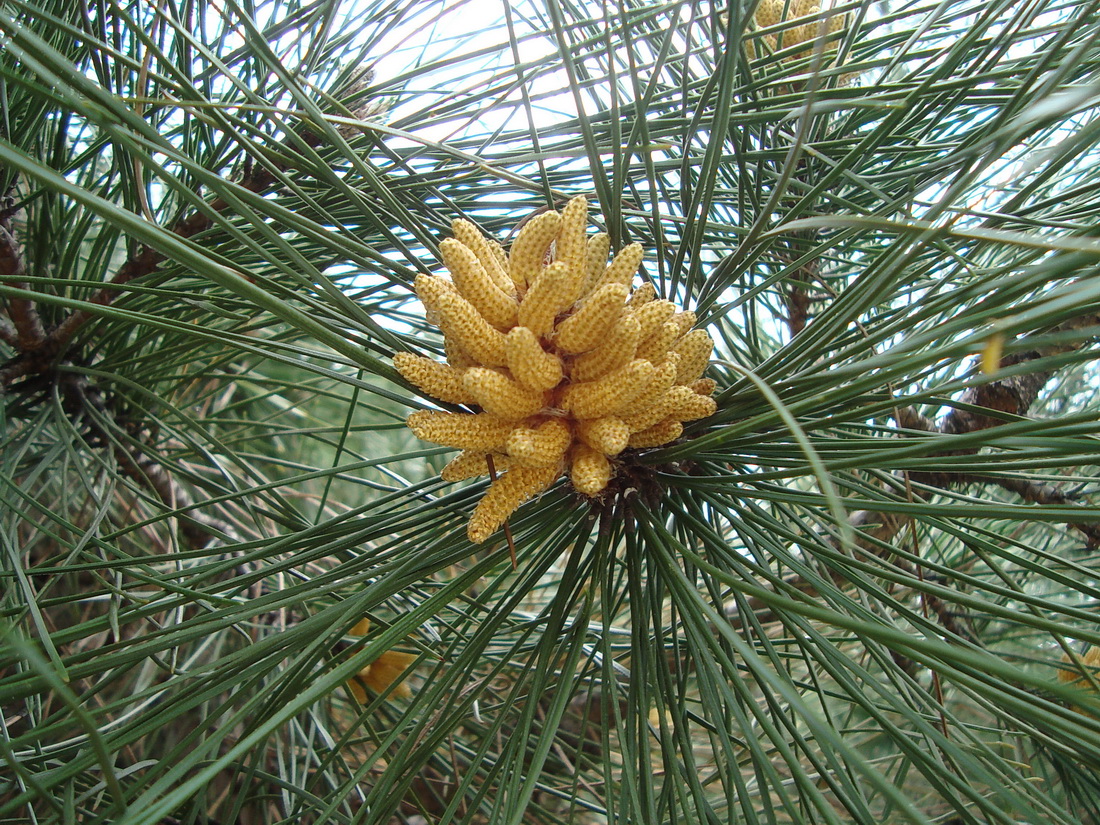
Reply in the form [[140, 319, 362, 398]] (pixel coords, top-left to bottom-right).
[[398, 196, 717, 544]]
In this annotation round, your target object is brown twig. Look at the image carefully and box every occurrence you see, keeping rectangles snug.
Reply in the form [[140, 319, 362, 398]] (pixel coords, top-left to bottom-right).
[[111, 437, 229, 550], [55, 370, 232, 549], [983, 474, 1100, 546], [2, 106, 341, 386], [44, 157, 293, 360], [905, 320, 1100, 545], [2, 78, 383, 559], [47, 244, 167, 354], [1, 151, 296, 548], [3, 64, 385, 380], [781, 228, 820, 337]]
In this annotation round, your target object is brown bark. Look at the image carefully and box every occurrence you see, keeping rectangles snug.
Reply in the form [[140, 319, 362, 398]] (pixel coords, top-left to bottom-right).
[[0, 223, 46, 349], [110, 435, 228, 549]]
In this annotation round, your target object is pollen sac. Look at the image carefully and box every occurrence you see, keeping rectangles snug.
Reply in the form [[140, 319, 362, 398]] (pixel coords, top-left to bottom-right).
[[582, 233, 611, 295], [591, 242, 644, 293], [414, 273, 456, 325], [569, 444, 612, 496], [672, 329, 714, 384], [621, 377, 682, 433], [631, 299, 677, 341], [451, 218, 516, 296], [462, 367, 547, 420], [560, 359, 656, 420], [691, 378, 718, 396], [628, 282, 657, 307], [669, 310, 697, 338], [468, 463, 562, 544], [627, 419, 683, 449], [346, 618, 416, 703], [635, 320, 681, 362], [518, 261, 571, 337], [554, 282, 629, 355], [435, 291, 508, 367], [660, 385, 718, 422], [441, 450, 511, 482], [398, 195, 720, 543], [508, 211, 562, 292], [439, 238, 518, 331], [505, 326, 563, 391], [444, 336, 478, 370], [407, 410, 513, 451], [505, 417, 572, 467], [571, 314, 641, 382], [394, 352, 475, 405], [554, 195, 590, 305], [576, 417, 630, 456]]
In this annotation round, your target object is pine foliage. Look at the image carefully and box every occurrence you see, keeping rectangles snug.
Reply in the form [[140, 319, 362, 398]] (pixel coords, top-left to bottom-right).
[[4, 1, 1100, 823]]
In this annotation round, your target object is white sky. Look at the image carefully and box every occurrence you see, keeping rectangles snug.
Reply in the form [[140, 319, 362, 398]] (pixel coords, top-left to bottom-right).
[[363, 0, 577, 147]]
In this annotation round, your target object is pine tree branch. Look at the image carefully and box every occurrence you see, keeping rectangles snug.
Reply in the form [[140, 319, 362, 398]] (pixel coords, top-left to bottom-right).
[[2, 152, 303, 542], [2, 75, 381, 557], [110, 435, 232, 550], [981, 474, 1100, 546], [0, 93, 372, 385], [29, 68, 380, 367], [55, 369, 235, 550], [45, 153, 302, 358], [728, 317, 1100, 627], [898, 315, 1100, 518]]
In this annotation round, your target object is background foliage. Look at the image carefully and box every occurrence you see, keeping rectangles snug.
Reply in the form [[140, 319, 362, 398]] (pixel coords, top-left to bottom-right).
[[4, 0, 1100, 823]]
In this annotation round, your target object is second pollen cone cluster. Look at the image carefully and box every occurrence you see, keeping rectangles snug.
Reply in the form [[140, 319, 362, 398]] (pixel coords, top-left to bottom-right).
[[747, 0, 848, 64], [397, 195, 717, 545], [345, 618, 416, 703]]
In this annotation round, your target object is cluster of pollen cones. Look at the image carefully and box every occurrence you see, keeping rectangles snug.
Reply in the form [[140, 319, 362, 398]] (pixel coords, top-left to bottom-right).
[[397, 196, 717, 544], [747, 0, 849, 64]]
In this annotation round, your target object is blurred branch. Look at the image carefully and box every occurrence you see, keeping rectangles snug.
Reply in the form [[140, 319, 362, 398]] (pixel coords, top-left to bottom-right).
[[0, 313, 16, 347], [906, 314, 1100, 544], [109, 432, 233, 550], [49, 368, 236, 549], [0, 147, 312, 548]]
